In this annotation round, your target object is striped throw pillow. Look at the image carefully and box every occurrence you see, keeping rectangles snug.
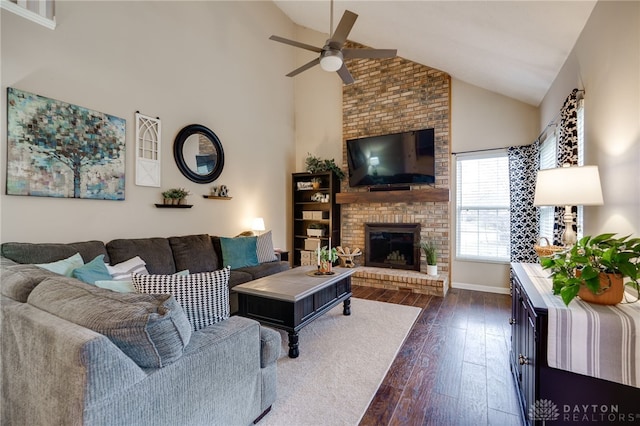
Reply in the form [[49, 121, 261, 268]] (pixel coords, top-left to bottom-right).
[[106, 256, 149, 280], [256, 230, 278, 263]]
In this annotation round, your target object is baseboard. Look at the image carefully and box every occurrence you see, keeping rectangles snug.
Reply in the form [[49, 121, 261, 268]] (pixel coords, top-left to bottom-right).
[[452, 281, 511, 295]]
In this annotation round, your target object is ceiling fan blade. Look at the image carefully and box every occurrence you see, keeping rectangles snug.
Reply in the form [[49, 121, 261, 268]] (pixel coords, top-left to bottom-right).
[[286, 57, 321, 77], [343, 48, 397, 59], [336, 64, 355, 85], [269, 35, 323, 54], [331, 10, 358, 48]]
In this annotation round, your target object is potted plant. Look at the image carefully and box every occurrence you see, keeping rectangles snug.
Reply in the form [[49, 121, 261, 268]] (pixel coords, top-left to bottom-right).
[[162, 188, 190, 205], [316, 245, 338, 273], [311, 177, 322, 189], [304, 153, 345, 181], [420, 240, 438, 276], [307, 223, 326, 237], [540, 233, 640, 306]]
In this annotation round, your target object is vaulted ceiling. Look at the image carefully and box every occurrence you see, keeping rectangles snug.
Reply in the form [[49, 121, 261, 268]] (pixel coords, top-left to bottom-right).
[[272, 1, 597, 106]]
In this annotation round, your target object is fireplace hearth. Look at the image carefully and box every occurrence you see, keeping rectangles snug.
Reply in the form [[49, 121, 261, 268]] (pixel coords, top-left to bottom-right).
[[364, 223, 421, 271]]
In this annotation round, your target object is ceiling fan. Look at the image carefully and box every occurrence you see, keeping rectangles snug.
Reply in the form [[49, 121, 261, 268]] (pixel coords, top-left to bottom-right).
[[269, 1, 397, 85]]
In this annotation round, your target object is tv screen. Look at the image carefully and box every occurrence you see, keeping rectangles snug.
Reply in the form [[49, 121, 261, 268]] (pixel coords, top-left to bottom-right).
[[346, 128, 435, 188]]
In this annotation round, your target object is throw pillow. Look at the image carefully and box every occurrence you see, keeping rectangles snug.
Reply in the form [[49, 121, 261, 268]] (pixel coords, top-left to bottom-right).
[[106, 256, 149, 280], [132, 267, 230, 331], [219, 236, 259, 269], [95, 270, 190, 293], [256, 230, 278, 263], [72, 255, 112, 284], [35, 252, 84, 277], [27, 277, 192, 368]]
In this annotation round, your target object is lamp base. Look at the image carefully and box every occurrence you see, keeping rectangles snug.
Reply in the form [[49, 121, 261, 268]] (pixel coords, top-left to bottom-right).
[[561, 205, 577, 246]]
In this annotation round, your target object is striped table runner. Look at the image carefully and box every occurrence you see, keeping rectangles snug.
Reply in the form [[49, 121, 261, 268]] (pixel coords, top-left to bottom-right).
[[522, 262, 640, 388]]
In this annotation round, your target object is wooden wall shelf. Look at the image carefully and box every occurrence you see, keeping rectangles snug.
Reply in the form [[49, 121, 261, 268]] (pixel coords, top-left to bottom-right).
[[202, 195, 232, 200], [335, 188, 449, 204]]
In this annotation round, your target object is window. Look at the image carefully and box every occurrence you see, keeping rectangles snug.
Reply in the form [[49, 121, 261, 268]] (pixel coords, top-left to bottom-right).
[[538, 128, 557, 241], [456, 151, 510, 262], [538, 98, 585, 241]]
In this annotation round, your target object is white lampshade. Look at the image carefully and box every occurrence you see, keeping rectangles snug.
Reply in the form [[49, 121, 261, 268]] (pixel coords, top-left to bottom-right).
[[251, 217, 265, 232], [534, 165, 604, 207], [369, 156, 380, 167], [320, 50, 343, 72]]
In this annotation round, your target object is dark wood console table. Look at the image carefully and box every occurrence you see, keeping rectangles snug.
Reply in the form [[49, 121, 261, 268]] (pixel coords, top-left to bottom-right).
[[510, 263, 640, 425], [235, 266, 355, 358]]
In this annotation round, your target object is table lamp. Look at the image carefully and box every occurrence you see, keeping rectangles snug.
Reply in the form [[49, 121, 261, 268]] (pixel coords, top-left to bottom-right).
[[251, 217, 266, 236], [533, 165, 603, 246]]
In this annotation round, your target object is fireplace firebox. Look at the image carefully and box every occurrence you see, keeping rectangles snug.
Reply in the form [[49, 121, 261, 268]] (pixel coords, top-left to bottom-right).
[[364, 223, 421, 271]]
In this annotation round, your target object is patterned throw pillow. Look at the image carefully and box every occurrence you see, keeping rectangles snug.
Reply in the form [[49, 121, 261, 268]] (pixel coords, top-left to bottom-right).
[[106, 256, 149, 280], [132, 267, 231, 331], [256, 231, 278, 263]]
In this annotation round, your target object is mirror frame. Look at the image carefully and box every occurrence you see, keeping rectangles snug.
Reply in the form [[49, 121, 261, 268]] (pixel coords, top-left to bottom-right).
[[173, 124, 225, 184]]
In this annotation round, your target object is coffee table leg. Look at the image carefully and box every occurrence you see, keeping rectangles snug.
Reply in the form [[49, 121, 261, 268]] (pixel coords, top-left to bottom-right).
[[343, 298, 351, 316], [288, 331, 299, 358]]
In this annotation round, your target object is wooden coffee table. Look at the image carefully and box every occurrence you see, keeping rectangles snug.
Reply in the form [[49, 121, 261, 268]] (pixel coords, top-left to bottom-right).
[[235, 266, 355, 358]]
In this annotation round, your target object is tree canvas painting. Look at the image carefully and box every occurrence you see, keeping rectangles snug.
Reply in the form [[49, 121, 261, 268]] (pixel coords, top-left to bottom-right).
[[6, 88, 126, 200]]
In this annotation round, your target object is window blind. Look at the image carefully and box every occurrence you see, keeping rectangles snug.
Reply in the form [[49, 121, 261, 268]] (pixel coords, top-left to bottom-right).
[[456, 151, 510, 262]]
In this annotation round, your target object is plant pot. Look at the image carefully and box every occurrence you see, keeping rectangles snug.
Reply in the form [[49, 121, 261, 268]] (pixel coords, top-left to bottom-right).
[[319, 260, 332, 274], [427, 265, 438, 276], [577, 272, 624, 305], [163, 198, 172, 205]]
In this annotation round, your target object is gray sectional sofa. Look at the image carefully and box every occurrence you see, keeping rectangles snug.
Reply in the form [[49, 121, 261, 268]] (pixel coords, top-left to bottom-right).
[[0, 234, 290, 426]]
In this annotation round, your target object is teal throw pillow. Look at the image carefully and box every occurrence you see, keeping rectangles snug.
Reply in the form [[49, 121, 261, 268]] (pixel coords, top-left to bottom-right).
[[36, 252, 84, 277], [72, 255, 112, 284], [219, 236, 259, 269]]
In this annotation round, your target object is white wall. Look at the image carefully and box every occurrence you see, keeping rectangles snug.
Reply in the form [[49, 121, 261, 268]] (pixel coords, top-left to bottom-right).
[[539, 0, 640, 237], [291, 26, 343, 172], [451, 79, 539, 292], [1, 1, 296, 249]]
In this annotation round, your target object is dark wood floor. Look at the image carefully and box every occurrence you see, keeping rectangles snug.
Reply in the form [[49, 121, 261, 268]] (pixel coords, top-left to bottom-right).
[[352, 285, 523, 426]]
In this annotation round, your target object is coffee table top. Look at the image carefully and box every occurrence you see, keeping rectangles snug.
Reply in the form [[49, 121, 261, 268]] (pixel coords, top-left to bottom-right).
[[234, 266, 356, 302]]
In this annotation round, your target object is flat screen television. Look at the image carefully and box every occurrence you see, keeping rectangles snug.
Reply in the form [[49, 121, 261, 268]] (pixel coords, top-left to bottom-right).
[[346, 128, 435, 188]]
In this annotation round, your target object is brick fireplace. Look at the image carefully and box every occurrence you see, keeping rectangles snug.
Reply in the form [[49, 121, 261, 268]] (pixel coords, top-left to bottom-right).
[[365, 223, 421, 271], [337, 43, 450, 297]]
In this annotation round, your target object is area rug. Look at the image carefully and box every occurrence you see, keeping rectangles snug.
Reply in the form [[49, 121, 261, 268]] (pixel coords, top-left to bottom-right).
[[260, 298, 421, 426]]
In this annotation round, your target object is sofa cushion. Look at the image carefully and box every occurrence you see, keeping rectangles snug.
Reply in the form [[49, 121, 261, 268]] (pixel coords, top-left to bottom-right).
[[106, 238, 176, 275], [106, 256, 149, 280], [27, 277, 192, 368], [219, 236, 259, 269], [1, 241, 109, 264], [35, 253, 84, 277], [0, 263, 61, 302], [256, 231, 278, 263], [72, 255, 112, 284], [132, 267, 231, 331], [168, 234, 219, 273], [236, 261, 290, 280]]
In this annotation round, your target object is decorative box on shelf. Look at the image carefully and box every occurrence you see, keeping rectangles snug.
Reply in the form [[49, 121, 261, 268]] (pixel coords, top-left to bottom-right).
[[304, 238, 321, 251]]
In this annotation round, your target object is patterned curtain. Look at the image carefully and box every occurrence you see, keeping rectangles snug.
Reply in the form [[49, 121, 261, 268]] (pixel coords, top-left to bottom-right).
[[552, 89, 580, 245], [508, 143, 540, 263]]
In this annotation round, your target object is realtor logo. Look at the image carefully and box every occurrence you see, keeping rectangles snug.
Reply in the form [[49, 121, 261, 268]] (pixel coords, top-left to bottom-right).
[[529, 399, 560, 425]]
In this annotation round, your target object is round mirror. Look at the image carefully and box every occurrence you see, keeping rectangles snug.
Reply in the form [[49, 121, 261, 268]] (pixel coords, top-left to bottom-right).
[[173, 124, 224, 183]]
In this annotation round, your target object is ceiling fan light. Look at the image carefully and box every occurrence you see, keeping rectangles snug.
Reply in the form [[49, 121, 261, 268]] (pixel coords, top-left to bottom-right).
[[320, 50, 343, 72]]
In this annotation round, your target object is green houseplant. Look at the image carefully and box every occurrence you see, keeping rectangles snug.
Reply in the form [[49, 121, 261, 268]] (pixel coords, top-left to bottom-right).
[[304, 153, 345, 181], [316, 245, 338, 273], [540, 233, 640, 306], [162, 188, 190, 205], [420, 240, 438, 275]]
